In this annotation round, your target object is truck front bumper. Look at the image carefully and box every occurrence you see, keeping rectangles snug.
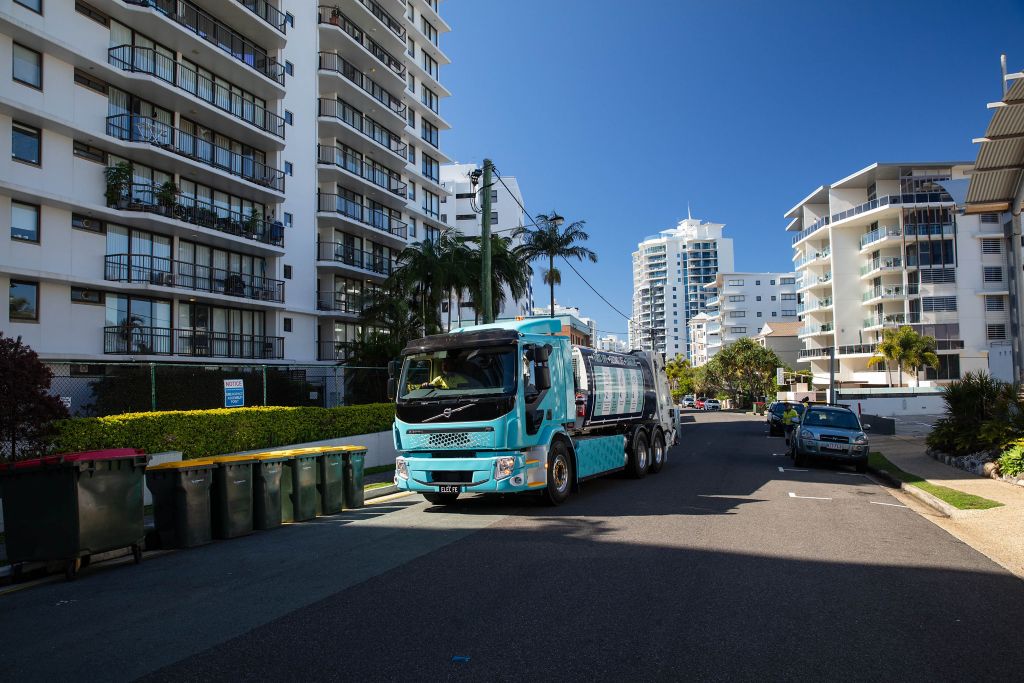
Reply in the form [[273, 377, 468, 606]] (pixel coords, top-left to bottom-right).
[[395, 452, 547, 494]]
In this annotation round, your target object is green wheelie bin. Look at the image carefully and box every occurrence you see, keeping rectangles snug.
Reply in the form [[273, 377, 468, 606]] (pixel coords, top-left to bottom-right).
[[286, 446, 346, 515], [0, 449, 149, 580], [341, 446, 368, 509], [208, 455, 256, 539], [146, 459, 216, 548], [280, 451, 318, 522], [250, 452, 289, 530]]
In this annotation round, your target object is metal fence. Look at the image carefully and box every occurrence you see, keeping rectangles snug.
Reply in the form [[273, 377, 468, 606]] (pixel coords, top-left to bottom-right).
[[45, 362, 389, 417]]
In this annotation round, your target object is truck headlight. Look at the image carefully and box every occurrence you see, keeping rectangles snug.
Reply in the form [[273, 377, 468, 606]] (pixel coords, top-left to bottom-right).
[[495, 456, 515, 480], [395, 458, 409, 480]]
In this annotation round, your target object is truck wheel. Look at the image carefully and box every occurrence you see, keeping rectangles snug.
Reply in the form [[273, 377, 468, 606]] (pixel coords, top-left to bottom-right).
[[648, 430, 666, 474], [423, 492, 460, 505], [543, 441, 573, 506], [627, 431, 650, 479]]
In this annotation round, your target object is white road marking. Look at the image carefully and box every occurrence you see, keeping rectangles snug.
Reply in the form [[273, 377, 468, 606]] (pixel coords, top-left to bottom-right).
[[788, 492, 832, 500], [870, 501, 909, 508], [778, 466, 809, 472]]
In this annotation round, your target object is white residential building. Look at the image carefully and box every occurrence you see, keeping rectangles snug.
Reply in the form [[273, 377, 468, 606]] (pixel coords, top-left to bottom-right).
[[698, 272, 799, 363], [687, 312, 712, 366], [596, 334, 628, 353], [0, 0, 452, 371], [629, 216, 735, 359], [440, 162, 533, 319], [786, 162, 997, 387]]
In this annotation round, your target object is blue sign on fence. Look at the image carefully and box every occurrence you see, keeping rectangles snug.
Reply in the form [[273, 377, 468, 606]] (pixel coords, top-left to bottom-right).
[[224, 379, 245, 408]]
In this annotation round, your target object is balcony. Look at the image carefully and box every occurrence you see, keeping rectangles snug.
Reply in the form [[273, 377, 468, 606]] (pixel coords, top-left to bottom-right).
[[804, 296, 833, 312], [317, 145, 406, 198], [317, 293, 372, 315], [860, 257, 902, 277], [862, 285, 906, 303], [318, 98, 407, 158], [123, 0, 285, 85], [318, 52, 406, 119], [104, 254, 285, 303], [107, 115, 285, 193], [832, 192, 954, 226], [791, 215, 830, 245], [317, 6, 405, 77], [904, 223, 955, 238], [110, 182, 284, 247], [859, 226, 902, 249], [355, 0, 406, 39], [863, 313, 906, 330], [108, 46, 285, 139], [104, 325, 284, 358], [318, 340, 356, 361], [799, 272, 833, 290], [317, 194, 408, 240], [238, 0, 287, 35], [316, 242, 397, 277], [799, 348, 831, 360], [795, 248, 831, 269], [799, 323, 834, 337]]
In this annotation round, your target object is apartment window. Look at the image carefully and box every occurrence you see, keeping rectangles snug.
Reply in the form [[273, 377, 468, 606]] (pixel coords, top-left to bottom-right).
[[981, 238, 1002, 254], [984, 266, 1004, 283], [422, 53, 438, 79], [728, 295, 744, 302], [407, 107, 416, 128], [988, 324, 1007, 341], [284, 110, 293, 125], [9, 280, 39, 321], [283, 318, 293, 332], [456, 214, 475, 221], [755, 312, 762, 317], [406, 3, 414, 20], [72, 213, 104, 233], [71, 288, 103, 304], [770, 279, 776, 285], [285, 11, 294, 26], [728, 311, 745, 318], [407, 143, 416, 165], [408, 181, 417, 201], [781, 293, 796, 300], [729, 327, 746, 334], [421, 17, 438, 45], [780, 277, 795, 285], [72, 69, 107, 96], [407, 73, 415, 93], [408, 218, 416, 238], [782, 309, 796, 316], [491, 189, 499, 202], [755, 280, 761, 286], [422, 190, 440, 219], [421, 120, 438, 147], [284, 161, 293, 176], [73, 140, 106, 164], [986, 296, 1005, 311], [421, 86, 439, 113], [283, 265, 292, 279], [284, 61, 294, 76], [771, 295, 777, 301], [755, 295, 761, 301], [283, 212, 292, 227], [490, 212, 498, 222], [422, 153, 439, 181], [727, 279, 744, 286], [76, 2, 109, 25], [922, 296, 957, 312], [15, 0, 42, 13], [12, 122, 40, 165], [921, 268, 956, 284], [980, 213, 1000, 224], [13, 43, 42, 88], [11, 201, 40, 242], [407, 37, 416, 57]]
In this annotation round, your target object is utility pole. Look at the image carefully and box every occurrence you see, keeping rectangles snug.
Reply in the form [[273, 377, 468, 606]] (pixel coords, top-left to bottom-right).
[[480, 158, 494, 324]]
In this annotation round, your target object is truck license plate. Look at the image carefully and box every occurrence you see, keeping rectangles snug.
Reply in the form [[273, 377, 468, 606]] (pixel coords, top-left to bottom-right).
[[437, 484, 462, 494]]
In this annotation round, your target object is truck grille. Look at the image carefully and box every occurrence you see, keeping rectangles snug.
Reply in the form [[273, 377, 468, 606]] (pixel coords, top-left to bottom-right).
[[405, 430, 493, 450]]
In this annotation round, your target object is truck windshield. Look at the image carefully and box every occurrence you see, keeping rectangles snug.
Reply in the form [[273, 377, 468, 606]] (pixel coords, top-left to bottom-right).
[[399, 346, 517, 399]]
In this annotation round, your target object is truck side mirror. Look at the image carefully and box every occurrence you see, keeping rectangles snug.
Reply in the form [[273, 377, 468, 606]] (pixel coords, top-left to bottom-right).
[[536, 344, 551, 362], [387, 360, 401, 378], [387, 378, 397, 401], [535, 364, 551, 391]]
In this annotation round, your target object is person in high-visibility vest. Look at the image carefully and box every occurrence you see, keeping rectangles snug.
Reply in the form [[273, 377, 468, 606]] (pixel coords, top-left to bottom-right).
[[782, 403, 800, 446]]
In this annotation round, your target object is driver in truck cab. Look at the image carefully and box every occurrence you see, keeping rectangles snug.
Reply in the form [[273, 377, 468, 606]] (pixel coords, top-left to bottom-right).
[[425, 357, 470, 390]]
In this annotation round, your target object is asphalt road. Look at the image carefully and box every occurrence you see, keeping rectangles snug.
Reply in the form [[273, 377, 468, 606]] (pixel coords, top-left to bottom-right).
[[3, 412, 1024, 681]]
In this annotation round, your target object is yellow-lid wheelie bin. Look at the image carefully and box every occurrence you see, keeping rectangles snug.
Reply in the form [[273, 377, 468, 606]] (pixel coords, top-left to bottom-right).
[[146, 459, 216, 548], [207, 455, 257, 539], [341, 446, 368, 509], [279, 450, 318, 522], [250, 452, 290, 530]]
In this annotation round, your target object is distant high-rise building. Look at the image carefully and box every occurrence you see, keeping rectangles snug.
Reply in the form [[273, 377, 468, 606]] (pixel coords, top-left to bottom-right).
[[629, 216, 734, 359]]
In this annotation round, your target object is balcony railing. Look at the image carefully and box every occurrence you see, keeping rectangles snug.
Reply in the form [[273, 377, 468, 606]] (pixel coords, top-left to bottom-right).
[[804, 297, 833, 311], [795, 248, 831, 268], [104, 253, 285, 303], [316, 242, 397, 276], [791, 215, 830, 244], [318, 98, 407, 157], [862, 285, 906, 302], [317, 6, 405, 77], [108, 46, 285, 139], [859, 226, 902, 248], [123, 0, 285, 84], [318, 52, 406, 118], [318, 340, 356, 361], [104, 325, 284, 358], [800, 323, 834, 336], [107, 115, 285, 192], [791, 191, 956, 245], [316, 293, 372, 315], [904, 223, 955, 237], [317, 145, 406, 197], [356, 0, 406, 39], [110, 182, 285, 247], [317, 194, 408, 239], [864, 313, 906, 329], [799, 347, 831, 359], [860, 257, 902, 276], [238, 0, 287, 34]]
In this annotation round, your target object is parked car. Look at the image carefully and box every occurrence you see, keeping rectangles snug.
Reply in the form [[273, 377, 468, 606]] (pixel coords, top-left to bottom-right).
[[695, 397, 706, 409], [790, 405, 870, 472], [681, 395, 695, 408], [704, 398, 721, 411], [767, 401, 805, 436]]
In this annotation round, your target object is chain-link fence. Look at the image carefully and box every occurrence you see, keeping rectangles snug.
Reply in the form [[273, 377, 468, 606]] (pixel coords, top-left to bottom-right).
[[46, 362, 389, 417]]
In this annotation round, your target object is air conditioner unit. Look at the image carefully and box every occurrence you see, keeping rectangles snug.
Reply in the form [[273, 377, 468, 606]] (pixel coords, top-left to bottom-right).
[[80, 218, 97, 230]]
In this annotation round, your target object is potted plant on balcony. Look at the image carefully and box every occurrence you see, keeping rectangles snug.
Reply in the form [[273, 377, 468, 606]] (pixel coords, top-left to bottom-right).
[[330, 5, 342, 24], [244, 209, 263, 239], [104, 162, 133, 210], [155, 180, 178, 217]]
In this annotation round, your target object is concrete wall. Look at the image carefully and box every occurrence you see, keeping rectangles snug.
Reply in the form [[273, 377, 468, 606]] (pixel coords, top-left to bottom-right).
[[836, 392, 944, 417]]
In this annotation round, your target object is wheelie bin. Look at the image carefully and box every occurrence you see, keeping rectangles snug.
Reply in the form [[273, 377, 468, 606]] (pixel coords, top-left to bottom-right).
[[341, 446, 368, 509], [146, 459, 216, 548], [280, 450, 318, 522], [0, 449, 149, 580], [250, 452, 290, 530], [286, 446, 347, 515], [207, 455, 256, 539]]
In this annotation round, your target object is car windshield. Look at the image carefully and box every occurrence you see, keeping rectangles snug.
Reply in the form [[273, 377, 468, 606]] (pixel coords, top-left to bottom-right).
[[399, 346, 517, 400], [802, 409, 861, 430]]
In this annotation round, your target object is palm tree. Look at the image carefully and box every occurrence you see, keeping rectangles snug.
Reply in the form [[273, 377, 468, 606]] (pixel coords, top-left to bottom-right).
[[513, 212, 597, 318], [868, 325, 924, 387], [463, 233, 531, 323], [904, 334, 940, 387], [392, 229, 466, 335]]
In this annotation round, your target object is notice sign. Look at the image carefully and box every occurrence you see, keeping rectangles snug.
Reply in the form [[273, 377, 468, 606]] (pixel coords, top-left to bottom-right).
[[224, 379, 245, 408]]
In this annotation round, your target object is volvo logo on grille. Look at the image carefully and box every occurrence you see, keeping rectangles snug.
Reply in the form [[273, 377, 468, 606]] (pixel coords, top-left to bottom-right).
[[443, 408, 452, 418]]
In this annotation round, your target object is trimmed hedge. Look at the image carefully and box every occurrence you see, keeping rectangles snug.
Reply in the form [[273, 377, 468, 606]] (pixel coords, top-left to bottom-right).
[[52, 404, 395, 460]]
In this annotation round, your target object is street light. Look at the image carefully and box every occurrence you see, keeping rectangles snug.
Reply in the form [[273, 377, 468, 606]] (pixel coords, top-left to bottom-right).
[[549, 212, 564, 228]]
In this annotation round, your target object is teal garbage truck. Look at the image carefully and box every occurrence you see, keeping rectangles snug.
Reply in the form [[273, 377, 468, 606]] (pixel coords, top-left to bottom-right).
[[388, 318, 678, 505]]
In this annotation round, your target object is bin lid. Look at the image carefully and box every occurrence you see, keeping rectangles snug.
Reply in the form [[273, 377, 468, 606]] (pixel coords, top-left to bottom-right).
[[208, 454, 258, 464], [249, 450, 297, 460], [5, 448, 146, 470], [146, 458, 217, 471]]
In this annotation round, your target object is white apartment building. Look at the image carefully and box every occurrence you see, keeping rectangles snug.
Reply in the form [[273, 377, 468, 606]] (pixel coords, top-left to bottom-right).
[[786, 162, 997, 387], [440, 162, 533, 320], [629, 215, 734, 359], [0, 0, 451, 371], [697, 272, 799, 364], [687, 312, 712, 366], [596, 334, 628, 353]]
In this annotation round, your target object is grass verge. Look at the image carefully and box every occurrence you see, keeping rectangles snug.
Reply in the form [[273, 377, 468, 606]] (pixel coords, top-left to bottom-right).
[[364, 481, 394, 491], [869, 452, 1003, 511]]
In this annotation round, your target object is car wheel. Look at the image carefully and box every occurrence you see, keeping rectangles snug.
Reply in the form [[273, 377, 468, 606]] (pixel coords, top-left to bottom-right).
[[627, 430, 650, 479], [649, 430, 667, 474]]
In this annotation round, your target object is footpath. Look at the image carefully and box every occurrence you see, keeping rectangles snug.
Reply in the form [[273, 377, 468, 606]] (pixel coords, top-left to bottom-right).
[[872, 432, 1024, 579]]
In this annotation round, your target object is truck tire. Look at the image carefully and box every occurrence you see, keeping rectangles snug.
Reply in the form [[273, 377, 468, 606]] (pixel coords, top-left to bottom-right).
[[543, 440, 573, 506], [423, 492, 460, 505], [648, 429, 666, 474], [627, 430, 650, 479]]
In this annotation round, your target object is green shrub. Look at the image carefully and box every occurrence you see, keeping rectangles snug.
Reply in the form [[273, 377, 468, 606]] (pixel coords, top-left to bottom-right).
[[52, 404, 395, 459], [925, 371, 1024, 456], [998, 441, 1024, 478]]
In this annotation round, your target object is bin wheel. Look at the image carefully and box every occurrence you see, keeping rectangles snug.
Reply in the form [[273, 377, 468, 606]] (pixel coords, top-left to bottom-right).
[[65, 558, 81, 581], [132, 544, 143, 565], [423, 492, 460, 505]]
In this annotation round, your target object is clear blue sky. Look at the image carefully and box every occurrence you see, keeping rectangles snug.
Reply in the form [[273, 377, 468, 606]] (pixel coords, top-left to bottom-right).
[[440, 0, 1024, 338]]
